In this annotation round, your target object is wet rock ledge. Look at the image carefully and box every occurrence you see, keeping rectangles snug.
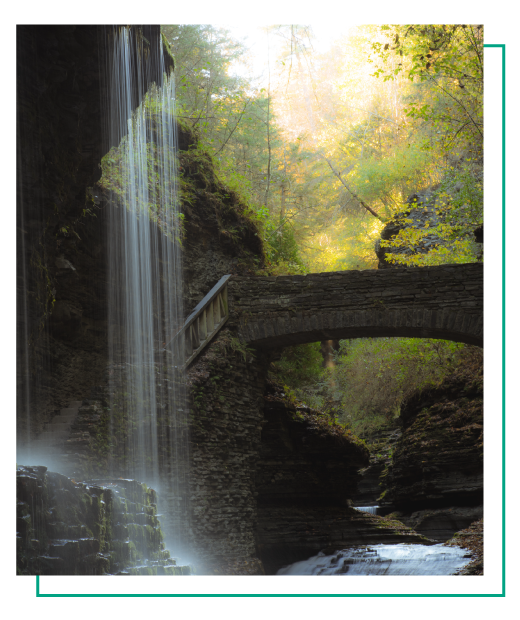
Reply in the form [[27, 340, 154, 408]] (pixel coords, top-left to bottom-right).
[[16, 465, 189, 575]]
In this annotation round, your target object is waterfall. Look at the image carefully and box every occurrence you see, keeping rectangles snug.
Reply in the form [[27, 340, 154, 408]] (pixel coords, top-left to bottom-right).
[[16, 27, 51, 459], [102, 27, 189, 553], [356, 506, 379, 515]]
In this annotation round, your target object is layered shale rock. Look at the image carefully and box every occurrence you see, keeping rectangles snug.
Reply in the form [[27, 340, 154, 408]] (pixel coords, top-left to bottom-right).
[[380, 353, 483, 511], [176, 127, 265, 311], [353, 428, 401, 507], [257, 393, 370, 507], [394, 506, 483, 542]]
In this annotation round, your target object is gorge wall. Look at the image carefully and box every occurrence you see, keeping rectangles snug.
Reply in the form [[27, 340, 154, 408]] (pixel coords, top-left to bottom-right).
[[377, 350, 483, 541]]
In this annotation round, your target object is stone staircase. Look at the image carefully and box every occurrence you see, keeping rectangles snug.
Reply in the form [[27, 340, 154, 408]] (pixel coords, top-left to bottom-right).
[[31, 401, 83, 452]]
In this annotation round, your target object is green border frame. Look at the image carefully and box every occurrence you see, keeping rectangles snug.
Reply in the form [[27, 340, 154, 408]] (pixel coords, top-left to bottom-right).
[[484, 41, 507, 600], [35, 43, 506, 599]]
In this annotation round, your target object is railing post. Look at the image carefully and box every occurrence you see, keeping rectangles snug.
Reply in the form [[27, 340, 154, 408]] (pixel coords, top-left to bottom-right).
[[214, 296, 221, 324], [191, 321, 200, 350], [220, 288, 227, 316], [200, 310, 207, 341]]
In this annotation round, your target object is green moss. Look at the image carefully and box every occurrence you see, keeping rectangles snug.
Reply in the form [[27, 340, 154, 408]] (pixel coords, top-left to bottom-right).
[[160, 32, 175, 73]]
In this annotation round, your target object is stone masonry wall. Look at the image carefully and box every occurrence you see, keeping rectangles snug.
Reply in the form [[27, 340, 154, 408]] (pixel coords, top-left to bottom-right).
[[185, 330, 270, 573]]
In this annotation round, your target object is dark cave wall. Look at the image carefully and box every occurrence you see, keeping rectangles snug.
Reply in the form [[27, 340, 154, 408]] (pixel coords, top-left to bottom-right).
[[17, 25, 107, 437]]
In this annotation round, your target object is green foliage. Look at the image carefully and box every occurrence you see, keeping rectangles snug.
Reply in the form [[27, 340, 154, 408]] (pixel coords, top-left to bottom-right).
[[330, 337, 465, 436], [271, 342, 324, 387], [161, 26, 308, 275], [264, 222, 308, 274], [270, 342, 326, 409], [275, 337, 473, 439], [226, 335, 255, 362], [380, 160, 483, 267], [367, 25, 484, 264]]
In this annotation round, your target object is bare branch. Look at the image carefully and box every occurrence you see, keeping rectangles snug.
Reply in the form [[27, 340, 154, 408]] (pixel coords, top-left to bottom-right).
[[321, 156, 385, 222]]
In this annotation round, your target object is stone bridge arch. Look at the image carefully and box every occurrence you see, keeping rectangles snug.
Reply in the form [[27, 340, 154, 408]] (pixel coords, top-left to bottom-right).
[[228, 263, 483, 349]]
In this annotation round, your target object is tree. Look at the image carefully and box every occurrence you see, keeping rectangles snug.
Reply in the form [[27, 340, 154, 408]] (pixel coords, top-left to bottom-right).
[[368, 24, 483, 266]]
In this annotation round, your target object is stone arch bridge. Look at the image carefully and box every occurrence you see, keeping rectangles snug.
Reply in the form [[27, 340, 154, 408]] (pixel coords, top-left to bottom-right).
[[227, 263, 483, 349]]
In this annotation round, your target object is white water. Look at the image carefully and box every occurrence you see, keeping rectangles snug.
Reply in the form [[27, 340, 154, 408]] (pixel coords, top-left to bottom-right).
[[277, 544, 472, 575], [355, 506, 379, 515], [103, 27, 188, 551]]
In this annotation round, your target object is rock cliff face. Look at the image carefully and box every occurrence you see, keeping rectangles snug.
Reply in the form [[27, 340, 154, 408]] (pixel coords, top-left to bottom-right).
[[375, 182, 483, 270], [176, 133, 265, 311], [16, 27, 271, 574], [353, 428, 401, 506], [380, 352, 483, 512], [258, 386, 369, 507]]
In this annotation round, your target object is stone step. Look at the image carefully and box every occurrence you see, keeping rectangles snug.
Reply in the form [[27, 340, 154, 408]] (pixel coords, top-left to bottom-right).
[[27, 446, 59, 455], [49, 415, 76, 424], [45, 423, 73, 433], [43, 426, 71, 435], [68, 401, 83, 408], [60, 407, 79, 416], [36, 431, 71, 442]]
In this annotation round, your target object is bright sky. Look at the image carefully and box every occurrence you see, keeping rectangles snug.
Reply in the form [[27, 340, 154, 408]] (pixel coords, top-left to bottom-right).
[[223, 24, 355, 87]]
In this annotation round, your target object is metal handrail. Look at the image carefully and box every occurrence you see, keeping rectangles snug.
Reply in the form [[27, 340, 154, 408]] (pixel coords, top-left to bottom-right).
[[164, 274, 231, 369]]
